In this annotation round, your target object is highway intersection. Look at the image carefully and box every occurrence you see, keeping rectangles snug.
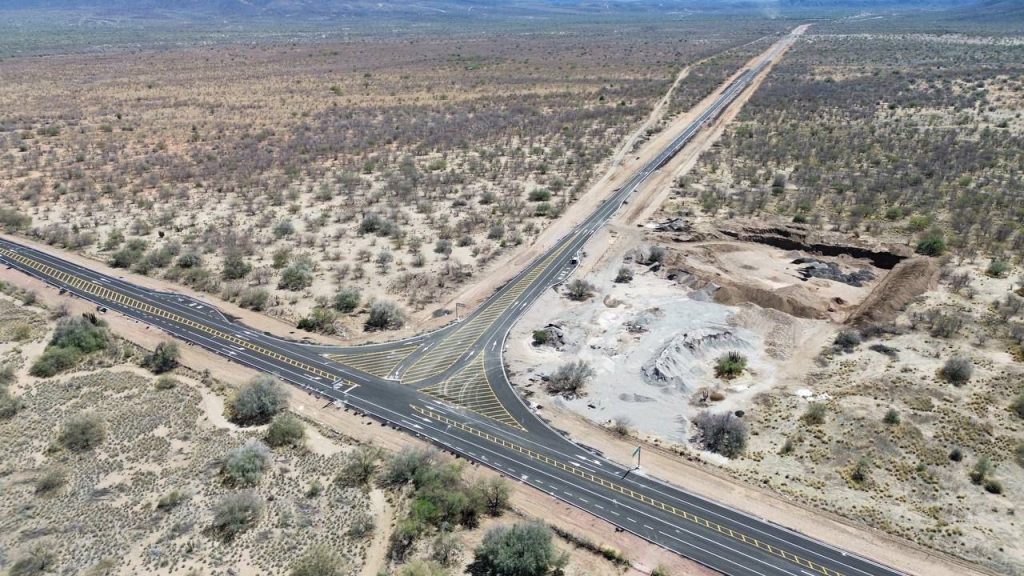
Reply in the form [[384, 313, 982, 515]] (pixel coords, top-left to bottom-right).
[[0, 30, 906, 576]]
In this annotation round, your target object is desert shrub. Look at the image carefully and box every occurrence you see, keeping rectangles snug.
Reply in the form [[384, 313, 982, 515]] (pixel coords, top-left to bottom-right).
[[565, 279, 595, 301], [290, 545, 349, 576], [8, 545, 56, 576], [365, 300, 406, 331], [714, 351, 747, 379], [34, 466, 67, 495], [915, 230, 946, 256], [238, 287, 270, 310], [222, 440, 271, 486], [228, 375, 288, 426], [30, 345, 82, 377], [0, 364, 14, 386], [528, 188, 551, 201], [940, 356, 973, 386], [969, 456, 992, 485], [401, 560, 447, 576], [265, 413, 305, 448], [647, 245, 666, 264], [833, 330, 862, 352], [58, 412, 106, 452], [614, 266, 634, 283], [802, 403, 827, 426], [155, 375, 178, 390], [546, 360, 594, 398], [949, 447, 963, 462], [333, 286, 361, 313], [1010, 390, 1024, 419], [142, 341, 179, 374], [156, 489, 188, 511], [883, 408, 900, 425], [475, 476, 511, 517], [50, 314, 110, 353], [650, 565, 672, 576], [611, 416, 632, 437], [211, 491, 262, 540], [348, 512, 374, 538], [379, 447, 436, 488], [273, 219, 296, 238], [532, 329, 550, 346], [0, 389, 24, 419], [279, 259, 314, 291], [692, 411, 748, 458], [336, 445, 383, 487], [222, 250, 252, 280], [850, 457, 871, 484], [176, 251, 202, 269], [930, 313, 964, 338], [431, 531, 463, 567], [984, 479, 1003, 494], [109, 239, 147, 268], [298, 307, 338, 334], [986, 259, 1009, 278], [0, 207, 32, 232], [467, 522, 566, 576]]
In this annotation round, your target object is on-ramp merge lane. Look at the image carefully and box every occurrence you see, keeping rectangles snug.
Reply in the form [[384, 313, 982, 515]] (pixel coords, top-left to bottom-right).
[[0, 31, 907, 576]]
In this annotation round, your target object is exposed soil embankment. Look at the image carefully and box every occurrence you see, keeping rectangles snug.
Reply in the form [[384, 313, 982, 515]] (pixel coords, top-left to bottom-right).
[[845, 256, 940, 326]]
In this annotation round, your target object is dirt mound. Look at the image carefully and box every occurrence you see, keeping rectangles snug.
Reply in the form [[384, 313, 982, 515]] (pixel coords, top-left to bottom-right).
[[846, 257, 939, 326], [641, 326, 753, 392], [713, 282, 828, 320]]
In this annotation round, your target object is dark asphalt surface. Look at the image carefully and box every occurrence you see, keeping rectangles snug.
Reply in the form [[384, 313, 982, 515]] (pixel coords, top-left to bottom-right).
[[0, 33, 908, 576]]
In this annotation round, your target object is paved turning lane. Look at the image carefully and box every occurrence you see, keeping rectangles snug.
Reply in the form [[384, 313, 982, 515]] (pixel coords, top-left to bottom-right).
[[1, 29, 907, 576]]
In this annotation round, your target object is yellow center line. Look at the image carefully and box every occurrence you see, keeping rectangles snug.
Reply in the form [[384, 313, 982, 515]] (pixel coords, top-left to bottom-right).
[[1, 248, 348, 385], [411, 405, 844, 576]]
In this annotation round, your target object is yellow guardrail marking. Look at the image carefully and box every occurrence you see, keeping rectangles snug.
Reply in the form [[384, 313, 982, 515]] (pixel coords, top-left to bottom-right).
[[411, 405, 844, 576], [0, 247, 349, 384], [420, 355, 525, 430], [403, 239, 577, 382]]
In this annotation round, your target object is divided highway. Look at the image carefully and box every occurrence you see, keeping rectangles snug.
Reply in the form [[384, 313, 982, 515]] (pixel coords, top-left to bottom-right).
[[0, 30, 906, 576]]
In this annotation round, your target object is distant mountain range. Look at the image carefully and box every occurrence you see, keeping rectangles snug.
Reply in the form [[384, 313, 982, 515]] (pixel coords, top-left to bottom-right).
[[0, 0, 985, 20]]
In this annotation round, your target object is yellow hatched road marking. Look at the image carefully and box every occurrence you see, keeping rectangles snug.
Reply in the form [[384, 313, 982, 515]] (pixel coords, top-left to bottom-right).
[[403, 240, 576, 382], [0, 247, 349, 385], [411, 405, 844, 576], [420, 355, 524, 431], [327, 344, 419, 378]]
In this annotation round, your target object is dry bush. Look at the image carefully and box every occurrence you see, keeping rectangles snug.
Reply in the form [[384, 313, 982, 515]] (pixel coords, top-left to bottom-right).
[[227, 374, 288, 426], [692, 411, 748, 458]]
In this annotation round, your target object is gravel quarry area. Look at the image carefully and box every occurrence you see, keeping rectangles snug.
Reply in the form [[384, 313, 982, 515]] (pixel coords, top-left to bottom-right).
[[506, 238, 840, 444]]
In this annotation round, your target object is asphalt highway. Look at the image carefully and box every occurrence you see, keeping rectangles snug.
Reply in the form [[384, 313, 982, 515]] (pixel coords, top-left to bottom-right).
[[0, 31, 907, 576]]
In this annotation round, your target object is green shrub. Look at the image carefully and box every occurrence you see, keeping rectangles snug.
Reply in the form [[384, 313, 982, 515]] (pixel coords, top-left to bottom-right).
[[546, 360, 594, 398], [50, 314, 110, 353], [802, 403, 827, 426], [298, 307, 338, 334], [614, 266, 634, 283], [883, 408, 900, 425], [336, 445, 383, 487], [400, 560, 446, 576], [58, 412, 106, 452], [0, 207, 32, 232], [156, 489, 188, 511], [279, 259, 314, 291], [693, 411, 748, 458], [142, 341, 179, 374], [850, 457, 871, 484], [915, 230, 946, 256], [940, 356, 973, 386], [986, 259, 1009, 278], [984, 479, 1003, 494], [714, 351, 747, 379], [565, 279, 595, 301], [532, 329, 550, 346], [34, 466, 67, 495], [0, 387, 24, 419], [155, 375, 178, 390], [228, 375, 288, 426], [265, 413, 305, 448], [528, 188, 551, 202], [8, 545, 56, 576], [467, 522, 566, 576], [211, 491, 262, 540], [365, 300, 406, 331], [29, 346, 81, 377], [290, 545, 349, 576], [222, 440, 271, 486], [221, 250, 252, 280], [969, 456, 992, 485], [238, 287, 270, 310], [333, 286, 361, 313]]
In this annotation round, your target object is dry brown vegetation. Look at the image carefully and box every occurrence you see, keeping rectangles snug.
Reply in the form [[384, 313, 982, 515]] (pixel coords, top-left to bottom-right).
[[0, 22, 783, 337]]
